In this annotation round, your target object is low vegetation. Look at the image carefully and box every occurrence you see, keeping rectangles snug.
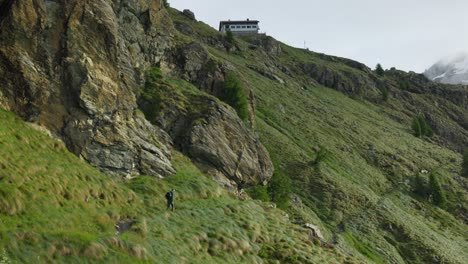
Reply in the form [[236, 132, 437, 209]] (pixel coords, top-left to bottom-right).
[[428, 172, 447, 208], [225, 30, 235, 45], [462, 150, 468, 177], [168, 13, 467, 261], [0, 108, 361, 263], [220, 73, 249, 121], [411, 114, 433, 137], [138, 67, 165, 122], [375, 63, 385, 76], [1, 5, 466, 263]]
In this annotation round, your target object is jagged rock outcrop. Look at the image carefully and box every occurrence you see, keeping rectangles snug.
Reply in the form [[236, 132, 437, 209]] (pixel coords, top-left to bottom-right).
[[182, 103, 274, 189], [0, 0, 273, 186], [166, 41, 228, 98], [299, 63, 382, 99], [138, 77, 274, 189], [165, 41, 257, 126], [0, 0, 176, 178], [158, 88, 272, 189], [244, 35, 282, 56], [168, 42, 212, 83]]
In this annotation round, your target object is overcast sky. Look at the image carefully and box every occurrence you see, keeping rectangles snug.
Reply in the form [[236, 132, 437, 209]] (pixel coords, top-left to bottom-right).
[[169, 0, 468, 73]]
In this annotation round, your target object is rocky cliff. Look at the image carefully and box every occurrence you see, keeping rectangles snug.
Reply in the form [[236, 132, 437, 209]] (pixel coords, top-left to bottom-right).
[[0, 0, 273, 186]]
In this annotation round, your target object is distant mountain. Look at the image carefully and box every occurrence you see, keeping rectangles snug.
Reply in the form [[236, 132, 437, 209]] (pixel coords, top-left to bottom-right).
[[424, 53, 468, 84]]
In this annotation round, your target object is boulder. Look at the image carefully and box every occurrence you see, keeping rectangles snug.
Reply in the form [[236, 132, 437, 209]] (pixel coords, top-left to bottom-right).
[[182, 9, 196, 21], [303, 223, 325, 240]]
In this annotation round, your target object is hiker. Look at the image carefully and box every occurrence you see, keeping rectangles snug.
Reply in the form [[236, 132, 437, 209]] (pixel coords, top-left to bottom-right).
[[165, 189, 175, 211]]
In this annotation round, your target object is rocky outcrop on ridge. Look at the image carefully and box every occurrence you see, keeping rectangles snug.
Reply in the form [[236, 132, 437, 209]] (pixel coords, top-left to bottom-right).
[[167, 100, 273, 189]]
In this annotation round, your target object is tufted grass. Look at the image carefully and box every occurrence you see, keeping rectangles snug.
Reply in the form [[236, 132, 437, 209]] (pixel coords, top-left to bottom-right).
[[0, 108, 359, 263], [168, 9, 468, 263]]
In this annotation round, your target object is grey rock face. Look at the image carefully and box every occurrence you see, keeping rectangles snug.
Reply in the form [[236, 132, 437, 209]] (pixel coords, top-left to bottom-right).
[[0, 0, 176, 178], [63, 111, 175, 178], [158, 96, 274, 189], [170, 42, 210, 82], [248, 65, 285, 84], [299, 62, 381, 100], [166, 41, 228, 99], [185, 104, 273, 189], [245, 35, 282, 56], [174, 22, 194, 35], [141, 73, 274, 189]]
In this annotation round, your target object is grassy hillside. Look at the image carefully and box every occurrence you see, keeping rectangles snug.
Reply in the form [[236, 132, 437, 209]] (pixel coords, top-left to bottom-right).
[[0, 5, 466, 264], [168, 8, 468, 263], [0, 108, 358, 263]]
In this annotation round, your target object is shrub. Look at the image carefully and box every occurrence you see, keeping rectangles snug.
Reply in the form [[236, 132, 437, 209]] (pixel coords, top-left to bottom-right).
[[428, 173, 446, 208], [398, 79, 410, 90], [225, 30, 235, 45], [411, 114, 433, 138], [162, 0, 169, 8], [146, 67, 163, 84], [413, 174, 428, 198], [375, 64, 385, 76], [462, 150, 468, 177], [138, 67, 165, 122], [312, 237, 321, 246], [267, 171, 291, 210], [246, 185, 270, 202], [0, 248, 11, 264], [312, 145, 330, 166], [380, 87, 389, 101], [220, 73, 249, 121]]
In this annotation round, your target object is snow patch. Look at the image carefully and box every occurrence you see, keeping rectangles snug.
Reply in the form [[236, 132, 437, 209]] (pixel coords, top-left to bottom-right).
[[432, 72, 447, 81]]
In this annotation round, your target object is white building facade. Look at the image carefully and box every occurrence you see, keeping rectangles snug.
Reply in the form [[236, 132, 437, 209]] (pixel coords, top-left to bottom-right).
[[219, 19, 260, 35]]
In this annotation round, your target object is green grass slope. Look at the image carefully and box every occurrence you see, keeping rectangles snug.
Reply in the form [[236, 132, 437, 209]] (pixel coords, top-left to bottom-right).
[[168, 8, 468, 264], [0, 108, 358, 263]]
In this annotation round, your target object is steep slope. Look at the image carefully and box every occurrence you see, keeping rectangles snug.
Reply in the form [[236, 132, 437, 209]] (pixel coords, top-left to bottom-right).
[[0, 0, 175, 178], [425, 53, 468, 85], [0, 0, 273, 188], [0, 108, 356, 263], [0, 1, 467, 263], [167, 8, 468, 264]]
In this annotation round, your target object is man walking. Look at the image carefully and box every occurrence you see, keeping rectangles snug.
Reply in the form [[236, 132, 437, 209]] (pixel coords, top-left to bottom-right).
[[165, 189, 175, 211]]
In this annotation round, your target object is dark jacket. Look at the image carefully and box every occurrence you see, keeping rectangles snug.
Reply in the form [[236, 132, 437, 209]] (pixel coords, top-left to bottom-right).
[[165, 191, 174, 202]]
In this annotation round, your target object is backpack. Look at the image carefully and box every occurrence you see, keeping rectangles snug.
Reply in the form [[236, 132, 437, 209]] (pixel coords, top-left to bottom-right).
[[165, 192, 172, 199]]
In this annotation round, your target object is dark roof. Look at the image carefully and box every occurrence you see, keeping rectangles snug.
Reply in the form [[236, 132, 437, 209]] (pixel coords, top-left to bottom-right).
[[220, 20, 259, 24], [219, 20, 259, 31]]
